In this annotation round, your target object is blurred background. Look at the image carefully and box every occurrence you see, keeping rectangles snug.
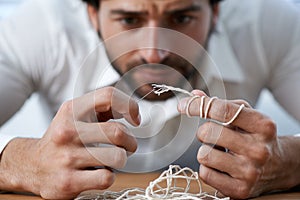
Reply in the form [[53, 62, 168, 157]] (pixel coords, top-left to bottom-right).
[[0, 0, 299, 137]]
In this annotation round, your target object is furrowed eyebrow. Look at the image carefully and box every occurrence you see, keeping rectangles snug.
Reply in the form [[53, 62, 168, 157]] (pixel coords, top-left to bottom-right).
[[110, 9, 148, 16], [165, 5, 202, 15]]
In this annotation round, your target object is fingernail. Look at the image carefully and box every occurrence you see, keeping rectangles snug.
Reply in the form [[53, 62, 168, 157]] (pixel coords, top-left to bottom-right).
[[178, 98, 188, 112], [198, 145, 211, 159]]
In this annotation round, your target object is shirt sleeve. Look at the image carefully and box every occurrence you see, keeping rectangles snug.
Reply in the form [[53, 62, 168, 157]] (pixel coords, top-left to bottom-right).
[[260, 0, 300, 123], [0, 0, 58, 154], [0, 7, 34, 153], [0, 16, 34, 125]]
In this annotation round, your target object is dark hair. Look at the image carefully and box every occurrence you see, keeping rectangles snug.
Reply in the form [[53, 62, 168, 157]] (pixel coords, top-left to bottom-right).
[[82, 0, 223, 9]]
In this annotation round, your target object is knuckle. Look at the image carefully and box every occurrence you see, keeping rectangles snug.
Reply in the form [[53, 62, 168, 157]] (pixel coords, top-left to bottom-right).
[[61, 151, 77, 167], [243, 165, 261, 181], [261, 119, 277, 138], [219, 101, 244, 123], [51, 102, 78, 143], [56, 172, 74, 192], [250, 144, 271, 163], [221, 101, 233, 122], [59, 100, 74, 115], [259, 145, 271, 161], [51, 122, 76, 143], [236, 182, 252, 199]]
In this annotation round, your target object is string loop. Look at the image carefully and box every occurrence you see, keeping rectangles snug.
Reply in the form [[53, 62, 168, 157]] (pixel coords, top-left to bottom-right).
[[152, 84, 245, 126]]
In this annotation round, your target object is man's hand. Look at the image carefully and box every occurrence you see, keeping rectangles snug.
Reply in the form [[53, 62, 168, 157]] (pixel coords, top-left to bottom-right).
[[178, 90, 300, 199], [0, 87, 140, 199]]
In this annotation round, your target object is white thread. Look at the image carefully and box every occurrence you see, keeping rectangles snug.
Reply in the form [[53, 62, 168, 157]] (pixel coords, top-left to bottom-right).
[[152, 84, 245, 127], [152, 84, 194, 97], [220, 104, 245, 126], [199, 96, 206, 119], [204, 97, 218, 119], [138, 88, 156, 102], [80, 85, 243, 200], [75, 165, 230, 200], [186, 96, 200, 118]]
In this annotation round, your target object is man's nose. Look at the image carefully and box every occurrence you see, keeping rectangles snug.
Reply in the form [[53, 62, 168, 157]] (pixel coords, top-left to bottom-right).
[[138, 25, 170, 63], [139, 48, 170, 63]]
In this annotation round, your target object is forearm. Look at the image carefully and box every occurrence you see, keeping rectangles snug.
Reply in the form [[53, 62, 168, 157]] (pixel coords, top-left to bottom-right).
[[0, 138, 39, 194], [277, 136, 300, 189], [260, 135, 300, 196]]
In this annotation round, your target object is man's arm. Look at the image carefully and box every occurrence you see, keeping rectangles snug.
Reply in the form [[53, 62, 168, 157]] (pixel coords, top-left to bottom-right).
[[0, 87, 140, 199], [0, 2, 38, 159], [0, 0, 57, 148]]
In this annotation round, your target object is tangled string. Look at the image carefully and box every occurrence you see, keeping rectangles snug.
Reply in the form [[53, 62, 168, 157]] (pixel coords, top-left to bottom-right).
[[76, 165, 229, 200], [76, 85, 240, 199]]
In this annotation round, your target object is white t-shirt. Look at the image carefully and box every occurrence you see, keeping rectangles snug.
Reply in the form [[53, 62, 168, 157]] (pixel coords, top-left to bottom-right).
[[0, 0, 300, 171]]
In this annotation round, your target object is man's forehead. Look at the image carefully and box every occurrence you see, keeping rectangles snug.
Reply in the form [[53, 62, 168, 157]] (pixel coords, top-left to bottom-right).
[[101, 0, 206, 11]]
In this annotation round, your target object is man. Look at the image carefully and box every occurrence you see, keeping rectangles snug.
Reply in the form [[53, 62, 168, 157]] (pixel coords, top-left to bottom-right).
[[0, 0, 300, 199]]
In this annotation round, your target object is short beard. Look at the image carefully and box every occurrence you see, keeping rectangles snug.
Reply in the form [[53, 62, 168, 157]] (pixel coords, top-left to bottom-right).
[[100, 18, 216, 100]]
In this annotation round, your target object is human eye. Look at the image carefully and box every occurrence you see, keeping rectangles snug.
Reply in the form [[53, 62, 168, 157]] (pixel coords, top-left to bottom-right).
[[119, 16, 141, 27], [172, 14, 194, 25]]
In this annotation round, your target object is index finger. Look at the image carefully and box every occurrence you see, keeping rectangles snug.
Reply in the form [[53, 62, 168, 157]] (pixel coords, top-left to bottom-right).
[[73, 87, 141, 126], [178, 95, 265, 133]]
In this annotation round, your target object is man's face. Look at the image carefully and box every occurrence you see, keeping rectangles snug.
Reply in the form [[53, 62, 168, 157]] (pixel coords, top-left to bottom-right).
[[89, 0, 218, 100]]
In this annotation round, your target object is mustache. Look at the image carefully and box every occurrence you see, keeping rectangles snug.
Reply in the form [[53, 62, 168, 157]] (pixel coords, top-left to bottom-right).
[[125, 56, 191, 72]]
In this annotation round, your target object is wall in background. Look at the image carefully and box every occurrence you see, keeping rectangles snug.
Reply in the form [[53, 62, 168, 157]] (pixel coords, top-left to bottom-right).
[[0, 0, 299, 137], [0, 0, 24, 19]]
